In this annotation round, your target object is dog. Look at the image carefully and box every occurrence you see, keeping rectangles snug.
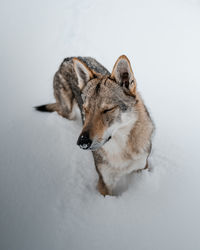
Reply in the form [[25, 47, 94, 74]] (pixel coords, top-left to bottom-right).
[[36, 55, 154, 196]]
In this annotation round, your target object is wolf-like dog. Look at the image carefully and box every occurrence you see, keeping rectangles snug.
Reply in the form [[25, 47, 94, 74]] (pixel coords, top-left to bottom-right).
[[36, 55, 154, 196]]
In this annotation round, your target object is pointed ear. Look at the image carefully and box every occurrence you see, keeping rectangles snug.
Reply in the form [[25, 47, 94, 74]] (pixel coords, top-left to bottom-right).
[[73, 58, 94, 90], [111, 55, 136, 96]]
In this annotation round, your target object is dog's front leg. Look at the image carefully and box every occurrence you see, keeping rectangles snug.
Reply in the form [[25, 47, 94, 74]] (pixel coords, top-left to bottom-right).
[[97, 175, 110, 196], [97, 164, 121, 196], [93, 153, 113, 196]]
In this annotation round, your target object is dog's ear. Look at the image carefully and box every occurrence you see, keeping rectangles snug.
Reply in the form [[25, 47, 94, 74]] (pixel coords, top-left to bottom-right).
[[111, 55, 136, 96], [73, 58, 94, 90]]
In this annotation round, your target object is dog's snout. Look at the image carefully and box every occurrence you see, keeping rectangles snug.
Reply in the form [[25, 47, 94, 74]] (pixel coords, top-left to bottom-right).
[[77, 131, 92, 150]]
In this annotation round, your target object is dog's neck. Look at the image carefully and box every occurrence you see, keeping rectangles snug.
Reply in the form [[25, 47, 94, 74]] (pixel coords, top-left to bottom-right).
[[102, 111, 138, 156]]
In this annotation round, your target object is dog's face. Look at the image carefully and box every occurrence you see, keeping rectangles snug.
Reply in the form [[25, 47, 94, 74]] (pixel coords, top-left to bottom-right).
[[74, 55, 138, 151]]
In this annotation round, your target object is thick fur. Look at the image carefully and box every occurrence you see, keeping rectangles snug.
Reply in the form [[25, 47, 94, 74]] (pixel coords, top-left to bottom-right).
[[36, 55, 154, 196], [35, 57, 109, 120]]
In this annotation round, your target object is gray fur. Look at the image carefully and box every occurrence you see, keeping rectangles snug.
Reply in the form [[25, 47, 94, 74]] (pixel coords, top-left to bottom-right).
[[36, 55, 154, 196], [54, 57, 110, 121]]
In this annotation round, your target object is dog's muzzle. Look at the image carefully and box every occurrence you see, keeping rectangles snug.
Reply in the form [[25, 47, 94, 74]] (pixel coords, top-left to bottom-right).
[[77, 131, 92, 150], [77, 132, 112, 150]]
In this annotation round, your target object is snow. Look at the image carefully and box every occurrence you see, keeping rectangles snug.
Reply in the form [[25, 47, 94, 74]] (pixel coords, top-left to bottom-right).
[[0, 0, 200, 249]]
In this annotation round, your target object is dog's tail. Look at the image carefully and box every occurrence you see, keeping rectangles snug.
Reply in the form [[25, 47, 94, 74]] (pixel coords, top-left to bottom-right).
[[35, 103, 58, 113]]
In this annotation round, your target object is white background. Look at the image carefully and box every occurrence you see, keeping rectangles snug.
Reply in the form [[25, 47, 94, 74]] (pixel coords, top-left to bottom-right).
[[0, 0, 200, 249]]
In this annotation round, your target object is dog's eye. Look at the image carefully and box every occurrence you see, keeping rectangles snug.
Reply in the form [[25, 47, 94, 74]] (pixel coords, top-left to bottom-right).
[[103, 106, 117, 114]]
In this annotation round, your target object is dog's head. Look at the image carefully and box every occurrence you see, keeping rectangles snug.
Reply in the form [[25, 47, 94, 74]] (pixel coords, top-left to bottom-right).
[[74, 55, 138, 151]]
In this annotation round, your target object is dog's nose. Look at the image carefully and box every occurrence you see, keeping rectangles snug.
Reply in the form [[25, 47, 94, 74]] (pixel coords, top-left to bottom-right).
[[77, 131, 92, 150]]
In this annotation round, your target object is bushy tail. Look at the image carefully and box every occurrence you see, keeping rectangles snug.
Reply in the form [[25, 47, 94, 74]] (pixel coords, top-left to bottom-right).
[[35, 103, 58, 113]]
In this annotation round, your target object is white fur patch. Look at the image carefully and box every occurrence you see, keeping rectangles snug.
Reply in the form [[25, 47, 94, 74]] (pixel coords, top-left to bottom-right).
[[102, 111, 137, 157], [99, 111, 148, 192]]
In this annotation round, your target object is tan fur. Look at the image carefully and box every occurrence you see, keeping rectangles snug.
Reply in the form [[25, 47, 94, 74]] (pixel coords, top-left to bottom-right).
[[37, 55, 154, 196], [128, 94, 153, 154], [97, 176, 110, 196], [82, 109, 106, 141]]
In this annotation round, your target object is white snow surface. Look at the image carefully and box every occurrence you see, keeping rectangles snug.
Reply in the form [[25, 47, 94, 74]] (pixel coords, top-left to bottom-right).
[[0, 0, 200, 249]]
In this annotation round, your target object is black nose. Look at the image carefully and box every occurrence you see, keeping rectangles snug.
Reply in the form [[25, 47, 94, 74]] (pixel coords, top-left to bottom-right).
[[77, 131, 92, 150]]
